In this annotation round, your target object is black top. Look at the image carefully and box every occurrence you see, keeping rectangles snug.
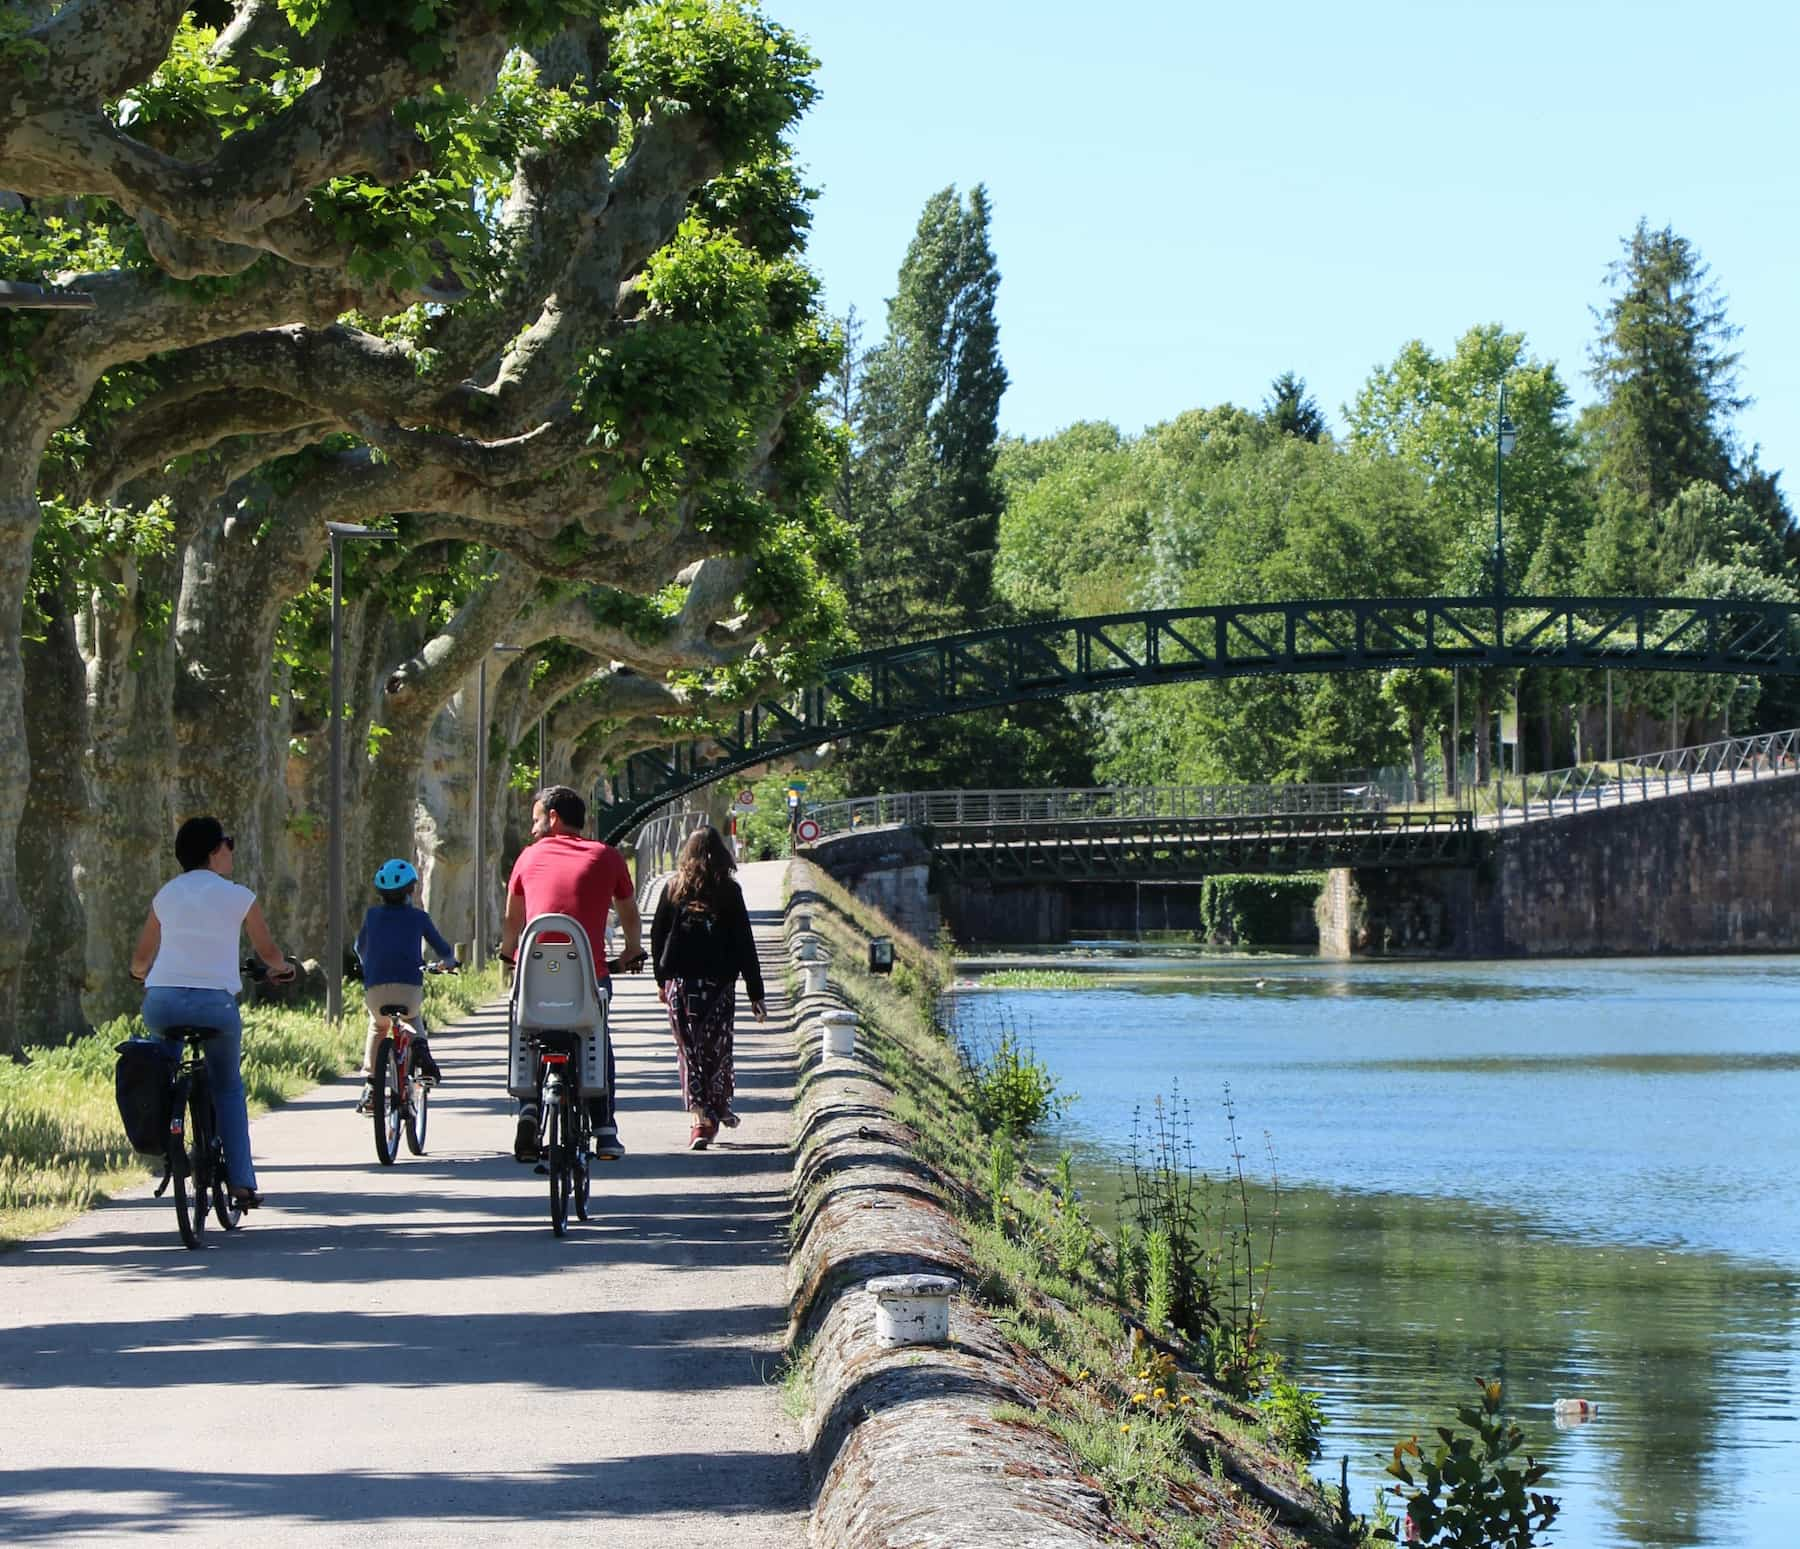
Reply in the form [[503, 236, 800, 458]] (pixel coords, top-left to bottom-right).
[[651, 880, 764, 1000]]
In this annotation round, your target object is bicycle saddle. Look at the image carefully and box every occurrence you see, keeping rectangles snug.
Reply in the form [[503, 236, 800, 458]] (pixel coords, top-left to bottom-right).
[[378, 1003, 413, 1017], [166, 1024, 223, 1041]]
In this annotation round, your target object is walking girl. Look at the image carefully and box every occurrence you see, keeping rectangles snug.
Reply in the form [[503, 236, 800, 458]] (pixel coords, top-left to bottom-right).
[[651, 826, 766, 1149]]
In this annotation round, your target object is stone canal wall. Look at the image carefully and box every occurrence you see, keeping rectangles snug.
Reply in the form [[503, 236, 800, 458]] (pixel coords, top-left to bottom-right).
[[1323, 773, 1800, 956]]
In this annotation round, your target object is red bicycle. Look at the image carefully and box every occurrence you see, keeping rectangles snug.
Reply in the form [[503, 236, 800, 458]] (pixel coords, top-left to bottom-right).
[[369, 964, 457, 1166]]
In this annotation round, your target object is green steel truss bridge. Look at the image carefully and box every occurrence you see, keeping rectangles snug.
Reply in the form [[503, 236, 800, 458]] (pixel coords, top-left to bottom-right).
[[593, 593, 1800, 842]]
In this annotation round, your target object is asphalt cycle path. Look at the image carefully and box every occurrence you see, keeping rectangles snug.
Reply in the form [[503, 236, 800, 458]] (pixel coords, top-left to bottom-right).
[[0, 861, 807, 1548]]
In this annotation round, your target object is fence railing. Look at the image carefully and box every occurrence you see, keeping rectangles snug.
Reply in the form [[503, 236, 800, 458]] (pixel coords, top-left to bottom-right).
[[801, 726, 1800, 838], [802, 783, 1395, 837], [1481, 726, 1800, 824], [631, 806, 713, 906]]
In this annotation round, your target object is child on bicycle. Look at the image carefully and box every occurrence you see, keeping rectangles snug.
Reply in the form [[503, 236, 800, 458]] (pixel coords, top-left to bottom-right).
[[354, 858, 457, 1112]]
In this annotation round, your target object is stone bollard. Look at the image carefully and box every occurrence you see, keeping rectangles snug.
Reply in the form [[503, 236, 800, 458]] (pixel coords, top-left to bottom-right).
[[868, 1274, 957, 1348], [801, 962, 829, 998], [792, 934, 826, 963], [789, 910, 812, 936], [819, 1008, 857, 1058]]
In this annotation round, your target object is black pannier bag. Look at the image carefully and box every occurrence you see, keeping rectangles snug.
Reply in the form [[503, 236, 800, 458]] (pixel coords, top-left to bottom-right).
[[114, 1039, 177, 1154]]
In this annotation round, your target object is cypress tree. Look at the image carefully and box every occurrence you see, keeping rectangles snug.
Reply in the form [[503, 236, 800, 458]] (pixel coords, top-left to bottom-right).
[[849, 185, 1008, 645]]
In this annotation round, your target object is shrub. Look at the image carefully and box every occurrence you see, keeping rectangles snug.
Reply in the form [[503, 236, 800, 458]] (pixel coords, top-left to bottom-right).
[[1377, 1377, 1559, 1547], [1259, 1376, 1327, 1461], [1198, 873, 1324, 945], [959, 1023, 1065, 1137]]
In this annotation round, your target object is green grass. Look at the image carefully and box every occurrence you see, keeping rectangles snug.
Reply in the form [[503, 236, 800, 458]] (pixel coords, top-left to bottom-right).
[[0, 967, 506, 1245]]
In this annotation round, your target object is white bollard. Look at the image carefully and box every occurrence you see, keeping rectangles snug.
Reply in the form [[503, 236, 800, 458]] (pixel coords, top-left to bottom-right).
[[789, 910, 812, 936], [792, 935, 825, 963], [868, 1274, 957, 1348], [819, 1009, 857, 1058], [801, 962, 829, 997]]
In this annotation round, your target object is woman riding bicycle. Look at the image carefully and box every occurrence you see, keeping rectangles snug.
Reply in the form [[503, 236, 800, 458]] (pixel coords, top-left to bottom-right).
[[129, 815, 295, 1210]]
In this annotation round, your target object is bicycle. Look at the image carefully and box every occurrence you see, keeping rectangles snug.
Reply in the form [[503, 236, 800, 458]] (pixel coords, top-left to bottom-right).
[[521, 949, 643, 1238], [368, 961, 458, 1167], [149, 955, 294, 1248], [530, 1030, 591, 1237]]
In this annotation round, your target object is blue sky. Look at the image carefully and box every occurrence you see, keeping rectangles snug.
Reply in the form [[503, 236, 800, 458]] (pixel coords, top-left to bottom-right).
[[773, 0, 1799, 483]]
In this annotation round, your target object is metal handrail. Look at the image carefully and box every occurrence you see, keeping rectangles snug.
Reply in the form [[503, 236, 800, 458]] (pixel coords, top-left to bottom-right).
[[802, 782, 1396, 838], [1484, 726, 1800, 824], [630, 806, 713, 906], [803, 725, 1800, 837]]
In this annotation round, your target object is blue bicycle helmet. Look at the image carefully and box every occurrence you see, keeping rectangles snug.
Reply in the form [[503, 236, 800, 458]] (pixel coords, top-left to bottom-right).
[[373, 858, 419, 891]]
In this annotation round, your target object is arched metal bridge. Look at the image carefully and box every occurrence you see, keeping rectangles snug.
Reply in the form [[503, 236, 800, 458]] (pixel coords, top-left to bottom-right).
[[593, 593, 1800, 842]]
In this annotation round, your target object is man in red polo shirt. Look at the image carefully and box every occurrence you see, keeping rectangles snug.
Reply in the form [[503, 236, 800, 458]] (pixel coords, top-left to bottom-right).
[[500, 785, 644, 1161]]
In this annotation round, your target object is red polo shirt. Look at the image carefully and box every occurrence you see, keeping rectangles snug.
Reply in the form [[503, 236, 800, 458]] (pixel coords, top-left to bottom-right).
[[506, 835, 633, 977]]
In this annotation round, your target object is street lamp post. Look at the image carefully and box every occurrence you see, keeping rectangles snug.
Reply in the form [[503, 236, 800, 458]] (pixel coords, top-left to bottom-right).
[[326, 522, 399, 1022], [1493, 382, 1519, 790], [473, 644, 527, 970]]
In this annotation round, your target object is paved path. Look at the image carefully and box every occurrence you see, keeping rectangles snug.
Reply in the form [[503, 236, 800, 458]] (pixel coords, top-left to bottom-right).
[[0, 862, 807, 1547]]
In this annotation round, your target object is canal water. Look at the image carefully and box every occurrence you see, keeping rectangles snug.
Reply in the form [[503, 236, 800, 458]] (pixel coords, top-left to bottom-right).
[[952, 954, 1800, 1547]]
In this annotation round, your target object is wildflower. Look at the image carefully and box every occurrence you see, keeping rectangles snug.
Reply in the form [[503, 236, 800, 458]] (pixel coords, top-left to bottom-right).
[[1179, 1394, 1194, 1406], [1119, 1424, 1131, 1434], [1132, 1392, 1148, 1404], [1153, 1387, 1166, 1399], [1075, 1369, 1090, 1382]]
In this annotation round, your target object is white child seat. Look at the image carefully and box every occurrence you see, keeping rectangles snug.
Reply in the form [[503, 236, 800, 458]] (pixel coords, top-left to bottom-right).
[[508, 913, 609, 1100]]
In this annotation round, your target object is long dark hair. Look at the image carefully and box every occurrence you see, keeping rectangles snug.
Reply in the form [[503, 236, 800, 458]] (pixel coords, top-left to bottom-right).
[[667, 825, 736, 908]]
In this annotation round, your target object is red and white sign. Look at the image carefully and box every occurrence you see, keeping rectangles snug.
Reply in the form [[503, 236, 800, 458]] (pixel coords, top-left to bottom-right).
[[733, 787, 757, 810], [795, 817, 821, 843]]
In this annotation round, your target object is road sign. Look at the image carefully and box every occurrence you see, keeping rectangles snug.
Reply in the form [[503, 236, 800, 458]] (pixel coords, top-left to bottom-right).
[[734, 787, 756, 810], [786, 781, 808, 794], [795, 817, 821, 844]]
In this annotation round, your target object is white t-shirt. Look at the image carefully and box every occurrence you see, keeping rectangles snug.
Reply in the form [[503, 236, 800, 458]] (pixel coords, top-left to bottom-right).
[[146, 870, 256, 994]]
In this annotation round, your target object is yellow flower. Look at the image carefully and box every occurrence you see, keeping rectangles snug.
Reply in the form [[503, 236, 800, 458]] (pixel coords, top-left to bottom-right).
[[1075, 1369, 1090, 1381], [1132, 1392, 1148, 1404], [1119, 1424, 1131, 1433], [1178, 1394, 1193, 1405], [1153, 1387, 1166, 1399]]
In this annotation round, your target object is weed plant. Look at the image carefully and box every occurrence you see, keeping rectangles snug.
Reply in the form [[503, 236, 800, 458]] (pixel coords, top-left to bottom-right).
[[1, 966, 505, 1243], [954, 1005, 1066, 1137]]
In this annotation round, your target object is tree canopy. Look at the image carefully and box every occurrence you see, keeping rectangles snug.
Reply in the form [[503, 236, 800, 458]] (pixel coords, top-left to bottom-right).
[[0, 0, 850, 1049]]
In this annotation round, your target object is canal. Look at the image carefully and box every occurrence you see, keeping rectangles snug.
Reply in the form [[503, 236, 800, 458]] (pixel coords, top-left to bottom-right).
[[951, 953, 1800, 1547]]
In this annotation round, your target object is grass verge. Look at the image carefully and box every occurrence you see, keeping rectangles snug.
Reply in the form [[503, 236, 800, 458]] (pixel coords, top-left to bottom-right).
[[0, 967, 506, 1245]]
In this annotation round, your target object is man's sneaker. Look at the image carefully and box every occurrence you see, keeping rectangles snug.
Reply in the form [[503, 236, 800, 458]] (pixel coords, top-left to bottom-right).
[[354, 1082, 374, 1116], [593, 1126, 626, 1161], [412, 1039, 442, 1083], [513, 1104, 541, 1163]]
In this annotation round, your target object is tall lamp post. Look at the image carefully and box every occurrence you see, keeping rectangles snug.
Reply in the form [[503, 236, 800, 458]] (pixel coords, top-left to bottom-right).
[[473, 643, 527, 970], [1493, 383, 1519, 780], [326, 522, 399, 1022]]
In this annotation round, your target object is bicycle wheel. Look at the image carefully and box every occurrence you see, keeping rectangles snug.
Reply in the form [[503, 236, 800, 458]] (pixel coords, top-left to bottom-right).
[[546, 1096, 569, 1238], [404, 1074, 429, 1155], [210, 1118, 243, 1232], [372, 1038, 402, 1166], [173, 1088, 207, 1249], [573, 1102, 591, 1222]]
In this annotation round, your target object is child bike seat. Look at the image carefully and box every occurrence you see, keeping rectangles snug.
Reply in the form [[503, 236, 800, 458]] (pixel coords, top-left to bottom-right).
[[511, 913, 603, 1030]]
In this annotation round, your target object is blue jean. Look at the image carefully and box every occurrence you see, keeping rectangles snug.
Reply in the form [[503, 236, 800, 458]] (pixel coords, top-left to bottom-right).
[[142, 988, 255, 1192]]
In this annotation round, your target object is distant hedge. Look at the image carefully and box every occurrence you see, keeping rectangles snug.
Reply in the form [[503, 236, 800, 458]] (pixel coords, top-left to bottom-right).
[[1198, 874, 1325, 946]]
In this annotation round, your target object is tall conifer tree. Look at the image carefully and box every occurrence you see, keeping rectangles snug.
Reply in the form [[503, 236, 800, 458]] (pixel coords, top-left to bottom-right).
[[1586, 221, 1744, 522], [850, 185, 1008, 644]]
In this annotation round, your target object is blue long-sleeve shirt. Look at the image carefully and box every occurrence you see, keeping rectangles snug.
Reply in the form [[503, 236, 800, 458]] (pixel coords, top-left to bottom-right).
[[355, 903, 454, 987]]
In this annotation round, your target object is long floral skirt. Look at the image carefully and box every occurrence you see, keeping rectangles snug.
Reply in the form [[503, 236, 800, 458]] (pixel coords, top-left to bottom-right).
[[662, 976, 736, 1120]]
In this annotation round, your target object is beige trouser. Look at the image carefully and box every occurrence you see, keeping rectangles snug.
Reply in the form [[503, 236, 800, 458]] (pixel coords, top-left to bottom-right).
[[362, 983, 424, 1074]]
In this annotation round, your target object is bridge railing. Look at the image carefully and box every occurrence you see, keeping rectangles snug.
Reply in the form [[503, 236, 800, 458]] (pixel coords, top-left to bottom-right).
[[1483, 726, 1800, 824], [803, 783, 1395, 837]]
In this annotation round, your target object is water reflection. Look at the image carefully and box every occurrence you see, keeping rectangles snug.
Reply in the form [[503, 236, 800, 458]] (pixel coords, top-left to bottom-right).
[[973, 955, 1800, 1549]]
